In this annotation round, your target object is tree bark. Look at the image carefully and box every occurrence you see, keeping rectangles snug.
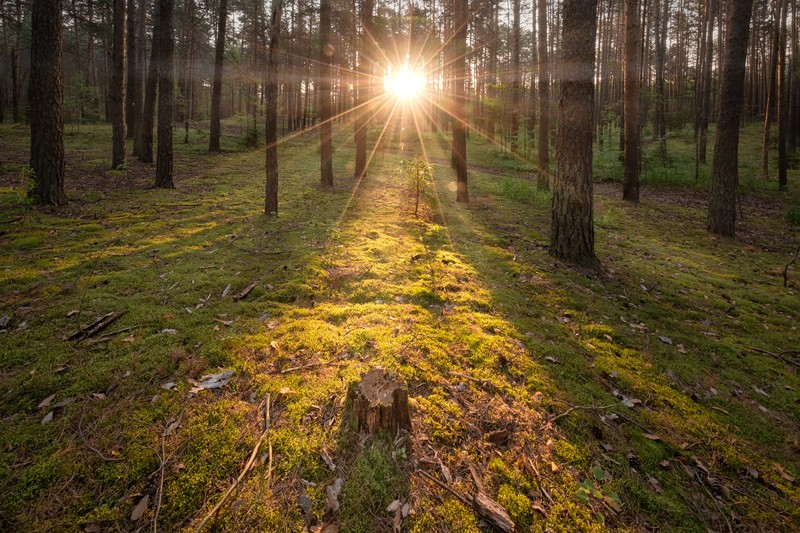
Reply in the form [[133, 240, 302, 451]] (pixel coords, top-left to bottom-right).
[[155, 0, 174, 188], [354, 0, 373, 179], [653, 0, 667, 146], [209, 0, 228, 152], [138, 1, 162, 164], [510, 0, 520, 153], [550, 0, 597, 264], [777, 0, 789, 190], [132, 0, 146, 156], [125, 0, 137, 139], [761, 3, 782, 179], [111, 0, 126, 169], [319, 0, 334, 187], [622, 0, 640, 203], [265, 0, 285, 215], [697, 0, 716, 166], [29, 0, 67, 206], [537, 0, 550, 188], [453, 0, 468, 202], [707, 0, 754, 237]]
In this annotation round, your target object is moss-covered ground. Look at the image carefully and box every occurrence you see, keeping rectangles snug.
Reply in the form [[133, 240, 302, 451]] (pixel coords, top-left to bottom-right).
[[0, 119, 799, 532]]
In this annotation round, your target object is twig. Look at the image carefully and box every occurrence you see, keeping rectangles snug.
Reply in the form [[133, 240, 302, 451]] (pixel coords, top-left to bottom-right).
[[152, 432, 166, 533], [417, 470, 473, 507], [356, 264, 374, 280], [784, 243, 800, 287], [78, 404, 121, 462], [69, 311, 126, 343], [549, 404, 616, 424], [194, 394, 272, 532], [744, 345, 800, 369]]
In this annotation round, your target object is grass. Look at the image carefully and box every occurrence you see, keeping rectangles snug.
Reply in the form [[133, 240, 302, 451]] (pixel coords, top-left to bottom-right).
[[0, 117, 799, 532]]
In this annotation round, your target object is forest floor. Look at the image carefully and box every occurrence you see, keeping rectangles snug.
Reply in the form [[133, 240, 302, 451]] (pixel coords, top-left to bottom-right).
[[1, 121, 799, 532]]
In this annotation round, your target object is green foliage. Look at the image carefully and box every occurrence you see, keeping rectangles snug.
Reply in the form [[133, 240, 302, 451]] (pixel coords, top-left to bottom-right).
[[575, 466, 620, 525], [786, 205, 800, 226], [400, 155, 433, 216]]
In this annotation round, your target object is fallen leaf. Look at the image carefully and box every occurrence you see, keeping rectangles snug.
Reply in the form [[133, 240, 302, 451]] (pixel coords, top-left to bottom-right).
[[41, 411, 54, 424], [643, 433, 661, 441], [221, 284, 231, 297], [387, 499, 401, 513], [659, 336, 673, 345], [66, 309, 80, 317], [84, 524, 102, 533], [130, 494, 149, 521], [647, 476, 663, 493], [321, 450, 336, 471], [752, 386, 769, 397], [53, 397, 75, 408], [91, 392, 106, 400], [279, 386, 295, 395], [37, 393, 56, 409], [122, 335, 135, 343], [774, 463, 796, 482], [745, 465, 759, 479], [189, 370, 234, 394], [298, 494, 313, 515], [161, 328, 177, 334], [161, 382, 176, 390], [544, 356, 561, 364]]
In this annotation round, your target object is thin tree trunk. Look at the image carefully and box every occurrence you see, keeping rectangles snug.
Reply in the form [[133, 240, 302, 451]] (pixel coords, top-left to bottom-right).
[[778, 0, 789, 190], [697, 0, 716, 166], [354, 0, 373, 179], [132, 0, 146, 156], [453, 0, 468, 202], [29, 0, 67, 205], [138, 0, 162, 164], [623, 0, 640, 203], [510, 0, 520, 153], [155, 0, 174, 188], [319, 0, 334, 187], [209, 0, 228, 152], [707, 0, 754, 237], [761, 5, 782, 179], [111, 0, 126, 169], [125, 0, 137, 139], [537, 0, 549, 188], [550, 0, 597, 264], [265, 0, 285, 215]]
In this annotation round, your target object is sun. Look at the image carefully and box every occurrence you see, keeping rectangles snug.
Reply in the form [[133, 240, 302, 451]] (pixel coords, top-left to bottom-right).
[[385, 66, 425, 100]]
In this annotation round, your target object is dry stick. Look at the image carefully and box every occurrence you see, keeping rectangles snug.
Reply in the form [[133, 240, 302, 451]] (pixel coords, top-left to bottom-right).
[[549, 404, 616, 424], [418, 470, 473, 507], [784, 243, 800, 287], [744, 345, 800, 369], [194, 394, 272, 532], [152, 432, 167, 533], [78, 403, 122, 462]]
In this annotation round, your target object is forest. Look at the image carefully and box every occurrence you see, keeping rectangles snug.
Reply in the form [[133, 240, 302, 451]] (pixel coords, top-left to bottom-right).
[[0, 0, 799, 530]]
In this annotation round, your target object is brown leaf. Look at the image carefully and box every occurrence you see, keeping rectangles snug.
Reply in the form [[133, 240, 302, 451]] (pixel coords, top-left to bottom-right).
[[234, 280, 259, 300], [774, 463, 796, 482], [130, 494, 149, 521], [642, 433, 661, 441], [37, 393, 56, 409]]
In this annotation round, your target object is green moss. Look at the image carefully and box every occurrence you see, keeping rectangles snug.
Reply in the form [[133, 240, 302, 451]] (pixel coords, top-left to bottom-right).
[[497, 484, 533, 529], [553, 440, 588, 466]]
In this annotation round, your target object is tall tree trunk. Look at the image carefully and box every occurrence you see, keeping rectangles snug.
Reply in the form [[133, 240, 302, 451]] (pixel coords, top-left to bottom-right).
[[354, 0, 373, 179], [537, 0, 549, 188], [510, 0, 520, 153], [132, 0, 146, 156], [265, 0, 285, 215], [778, 0, 789, 190], [707, 0, 754, 237], [622, 0, 640, 202], [319, 0, 334, 187], [11, 0, 21, 121], [155, 0, 174, 188], [125, 0, 137, 139], [29, 0, 67, 206], [453, 0, 468, 202], [111, 0, 126, 169], [138, 0, 162, 164], [209, 0, 228, 152], [550, 0, 597, 263], [761, 5, 782, 179], [697, 0, 716, 166]]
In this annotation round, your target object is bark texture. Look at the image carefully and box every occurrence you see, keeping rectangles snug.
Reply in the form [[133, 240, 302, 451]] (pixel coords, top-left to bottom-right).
[[453, 0, 468, 202], [707, 0, 754, 237], [354, 0, 374, 179], [319, 0, 333, 187], [550, 0, 597, 263], [29, 0, 67, 206], [352, 368, 411, 435], [537, 0, 550, 188], [622, 0, 640, 202], [111, 0, 126, 169], [155, 0, 174, 188], [209, 0, 228, 152], [264, 0, 285, 215]]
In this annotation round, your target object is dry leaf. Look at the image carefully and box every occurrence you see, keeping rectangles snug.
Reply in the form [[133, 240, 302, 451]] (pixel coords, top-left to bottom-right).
[[41, 411, 54, 424], [130, 494, 149, 521], [643, 433, 661, 441], [37, 393, 56, 409], [774, 463, 796, 482]]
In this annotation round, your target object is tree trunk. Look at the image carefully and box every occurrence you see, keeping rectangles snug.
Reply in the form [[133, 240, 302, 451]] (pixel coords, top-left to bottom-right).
[[510, 0, 520, 153], [352, 369, 412, 435], [707, 0, 754, 237], [132, 0, 146, 156], [319, 0, 333, 187], [537, 0, 549, 188], [653, 0, 666, 146], [453, 0, 468, 202], [622, 0, 640, 203], [111, 0, 126, 169], [265, 0, 285, 215], [697, 0, 716, 166], [354, 0, 373, 179], [209, 0, 228, 152], [155, 0, 174, 188], [125, 0, 137, 139], [761, 5, 782, 179], [138, 1, 162, 164], [777, 0, 789, 190], [29, 0, 67, 206], [550, 0, 597, 264]]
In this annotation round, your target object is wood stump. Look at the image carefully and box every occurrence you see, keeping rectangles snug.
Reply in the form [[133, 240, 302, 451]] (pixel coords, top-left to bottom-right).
[[352, 368, 412, 435]]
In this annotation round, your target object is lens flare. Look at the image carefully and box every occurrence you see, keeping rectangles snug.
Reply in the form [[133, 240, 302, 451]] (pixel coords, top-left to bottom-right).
[[385, 67, 425, 100]]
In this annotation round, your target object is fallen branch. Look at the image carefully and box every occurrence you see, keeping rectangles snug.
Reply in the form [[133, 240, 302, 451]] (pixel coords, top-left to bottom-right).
[[194, 394, 271, 532], [84, 325, 141, 346], [68, 311, 125, 343], [784, 243, 800, 287], [549, 404, 616, 424], [744, 345, 800, 369]]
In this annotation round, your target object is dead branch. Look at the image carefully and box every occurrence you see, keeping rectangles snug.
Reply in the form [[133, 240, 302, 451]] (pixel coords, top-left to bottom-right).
[[234, 280, 260, 300], [69, 311, 125, 343], [744, 345, 800, 369], [194, 394, 272, 532]]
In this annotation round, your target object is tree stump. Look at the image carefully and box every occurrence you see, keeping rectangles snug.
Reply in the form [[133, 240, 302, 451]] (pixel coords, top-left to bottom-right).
[[352, 368, 412, 435]]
